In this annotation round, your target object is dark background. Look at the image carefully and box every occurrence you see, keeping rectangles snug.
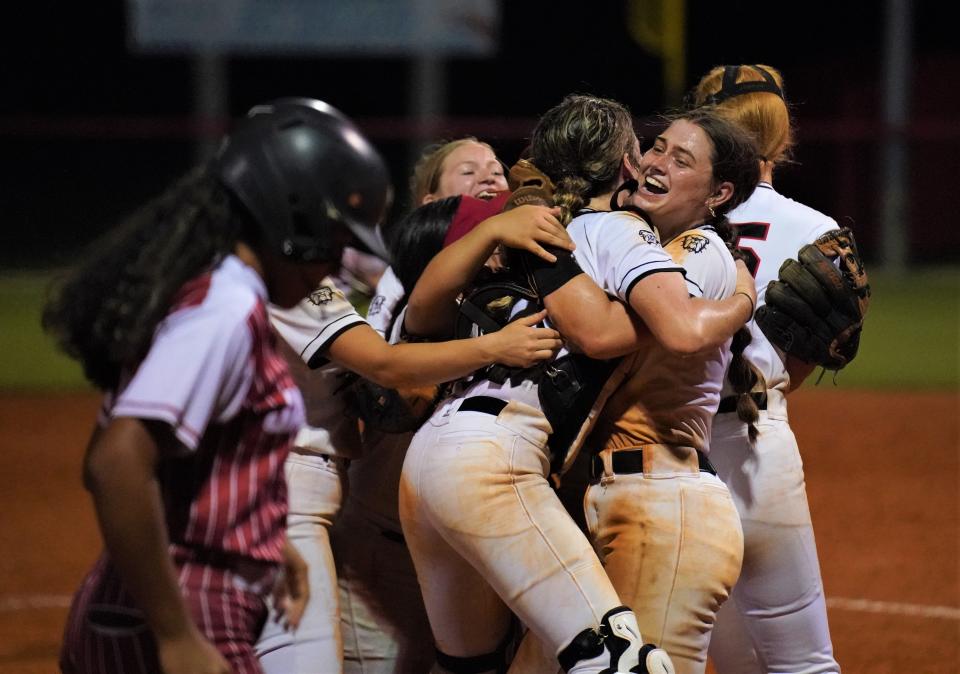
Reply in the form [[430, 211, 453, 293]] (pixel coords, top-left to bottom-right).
[[3, 0, 956, 268]]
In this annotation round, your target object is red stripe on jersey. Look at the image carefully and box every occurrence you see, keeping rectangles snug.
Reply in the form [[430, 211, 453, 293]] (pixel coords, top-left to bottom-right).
[[169, 268, 213, 312], [167, 300, 295, 564]]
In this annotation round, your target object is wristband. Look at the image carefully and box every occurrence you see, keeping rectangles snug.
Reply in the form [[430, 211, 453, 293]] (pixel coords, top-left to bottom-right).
[[734, 290, 756, 318]]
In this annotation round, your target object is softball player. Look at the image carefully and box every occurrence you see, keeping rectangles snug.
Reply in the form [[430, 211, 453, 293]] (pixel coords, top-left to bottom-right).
[[693, 65, 843, 674], [49, 97, 392, 673], [577, 112, 763, 674], [365, 137, 510, 350], [334, 193, 513, 674], [509, 105, 761, 674], [318, 138, 510, 674], [399, 96, 757, 674], [256, 144, 565, 672], [410, 137, 509, 206]]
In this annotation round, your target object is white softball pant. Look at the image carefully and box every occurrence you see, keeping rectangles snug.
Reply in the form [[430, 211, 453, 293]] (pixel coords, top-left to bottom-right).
[[510, 446, 743, 674], [708, 390, 840, 674], [584, 447, 743, 674], [257, 449, 347, 673], [399, 399, 624, 673]]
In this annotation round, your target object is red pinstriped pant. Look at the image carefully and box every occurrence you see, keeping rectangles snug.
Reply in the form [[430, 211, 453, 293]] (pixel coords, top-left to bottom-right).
[[60, 555, 278, 674]]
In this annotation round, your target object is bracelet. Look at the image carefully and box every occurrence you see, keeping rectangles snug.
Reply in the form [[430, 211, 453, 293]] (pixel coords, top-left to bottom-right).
[[734, 290, 756, 318]]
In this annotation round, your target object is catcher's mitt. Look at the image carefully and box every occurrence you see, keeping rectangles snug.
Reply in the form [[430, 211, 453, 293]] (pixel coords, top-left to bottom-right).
[[755, 227, 870, 369], [504, 159, 555, 210]]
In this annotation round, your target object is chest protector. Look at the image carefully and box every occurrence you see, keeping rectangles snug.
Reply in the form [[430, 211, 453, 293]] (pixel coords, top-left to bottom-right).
[[453, 249, 622, 476]]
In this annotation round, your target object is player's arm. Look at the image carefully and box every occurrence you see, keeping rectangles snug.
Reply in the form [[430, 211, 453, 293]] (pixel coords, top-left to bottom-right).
[[326, 314, 562, 389], [626, 259, 755, 356], [404, 205, 574, 338], [83, 418, 229, 674], [542, 275, 649, 360]]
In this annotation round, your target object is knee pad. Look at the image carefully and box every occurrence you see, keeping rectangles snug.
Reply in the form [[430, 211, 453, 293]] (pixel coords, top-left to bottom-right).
[[434, 617, 520, 674], [435, 650, 504, 674], [557, 606, 675, 674]]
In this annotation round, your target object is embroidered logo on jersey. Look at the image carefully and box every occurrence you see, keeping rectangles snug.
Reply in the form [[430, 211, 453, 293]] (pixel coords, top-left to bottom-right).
[[638, 229, 659, 246], [368, 295, 385, 316], [308, 287, 335, 305], [679, 234, 710, 254]]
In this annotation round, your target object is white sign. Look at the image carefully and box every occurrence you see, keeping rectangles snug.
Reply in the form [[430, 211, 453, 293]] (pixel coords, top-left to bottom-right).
[[129, 0, 500, 55]]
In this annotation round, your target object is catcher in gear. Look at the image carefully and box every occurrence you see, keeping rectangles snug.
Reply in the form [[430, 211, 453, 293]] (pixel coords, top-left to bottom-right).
[[756, 227, 870, 371]]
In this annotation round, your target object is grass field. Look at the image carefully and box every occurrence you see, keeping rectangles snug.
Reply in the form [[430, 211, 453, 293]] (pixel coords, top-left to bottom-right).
[[1, 268, 957, 391]]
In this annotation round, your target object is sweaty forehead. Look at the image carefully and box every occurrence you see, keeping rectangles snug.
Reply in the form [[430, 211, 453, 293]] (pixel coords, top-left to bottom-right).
[[658, 120, 712, 163]]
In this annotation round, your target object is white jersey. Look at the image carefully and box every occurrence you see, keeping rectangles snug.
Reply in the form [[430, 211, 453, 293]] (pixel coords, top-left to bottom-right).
[[725, 183, 838, 394], [365, 265, 405, 337], [104, 255, 304, 452], [269, 278, 366, 458], [591, 226, 736, 453], [451, 208, 685, 470]]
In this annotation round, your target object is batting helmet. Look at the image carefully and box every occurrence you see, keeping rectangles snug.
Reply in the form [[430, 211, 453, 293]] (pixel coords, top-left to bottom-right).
[[215, 97, 392, 263]]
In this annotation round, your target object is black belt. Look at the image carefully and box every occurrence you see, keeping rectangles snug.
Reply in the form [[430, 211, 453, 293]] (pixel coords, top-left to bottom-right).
[[458, 396, 509, 416], [716, 391, 768, 414], [380, 529, 405, 544], [591, 448, 717, 479]]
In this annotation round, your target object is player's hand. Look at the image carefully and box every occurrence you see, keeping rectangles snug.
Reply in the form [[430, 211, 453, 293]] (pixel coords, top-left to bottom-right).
[[272, 540, 310, 631], [484, 310, 562, 368], [485, 205, 574, 262], [157, 628, 230, 674], [734, 259, 758, 320]]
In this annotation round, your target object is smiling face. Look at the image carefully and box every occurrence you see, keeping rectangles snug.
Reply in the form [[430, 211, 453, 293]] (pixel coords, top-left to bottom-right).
[[423, 141, 508, 204], [630, 119, 732, 240]]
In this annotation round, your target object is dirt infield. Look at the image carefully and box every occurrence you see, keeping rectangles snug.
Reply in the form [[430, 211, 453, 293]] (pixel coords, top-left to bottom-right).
[[1, 388, 957, 673]]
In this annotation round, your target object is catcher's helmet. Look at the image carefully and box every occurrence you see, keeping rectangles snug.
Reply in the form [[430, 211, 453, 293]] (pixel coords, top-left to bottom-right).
[[215, 97, 392, 262]]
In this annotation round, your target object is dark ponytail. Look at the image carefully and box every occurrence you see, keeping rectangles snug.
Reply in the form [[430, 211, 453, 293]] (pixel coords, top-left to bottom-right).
[[712, 218, 765, 442], [42, 166, 246, 390], [728, 325, 763, 442]]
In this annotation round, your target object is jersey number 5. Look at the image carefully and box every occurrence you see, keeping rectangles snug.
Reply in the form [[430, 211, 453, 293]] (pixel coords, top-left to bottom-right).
[[731, 222, 770, 277]]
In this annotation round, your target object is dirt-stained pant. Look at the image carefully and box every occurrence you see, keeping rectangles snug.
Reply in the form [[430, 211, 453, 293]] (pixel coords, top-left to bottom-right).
[[257, 449, 346, 673], [708, 389, 840, 674], [399, 399, 626, 674], [510, 445, 743, 674]]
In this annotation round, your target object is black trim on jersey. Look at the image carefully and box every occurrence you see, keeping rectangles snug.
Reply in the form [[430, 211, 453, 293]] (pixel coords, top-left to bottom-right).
[[757, 182, 774, 190], [622, 267, 686, 301], [684, 275, 705, 296], [305, 320, 365, 369], [617, 259, 685, 295]]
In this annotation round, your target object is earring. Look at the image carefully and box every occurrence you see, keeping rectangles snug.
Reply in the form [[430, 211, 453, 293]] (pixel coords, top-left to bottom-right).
[[707, 203, 717, 219]]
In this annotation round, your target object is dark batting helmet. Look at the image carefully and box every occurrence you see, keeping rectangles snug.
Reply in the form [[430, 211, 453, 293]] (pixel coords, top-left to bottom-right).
[[215, 97, 392, 263]]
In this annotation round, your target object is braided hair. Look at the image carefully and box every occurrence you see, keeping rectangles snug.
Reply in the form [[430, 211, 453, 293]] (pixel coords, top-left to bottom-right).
[[42, 166, 253, 391], [529, 94, 639, 225]]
